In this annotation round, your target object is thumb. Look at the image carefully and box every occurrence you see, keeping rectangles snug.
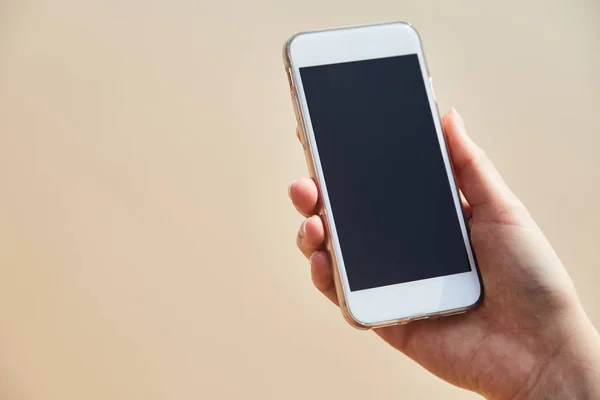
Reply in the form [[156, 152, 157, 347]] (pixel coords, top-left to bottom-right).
[[443, 108, 524, 222]]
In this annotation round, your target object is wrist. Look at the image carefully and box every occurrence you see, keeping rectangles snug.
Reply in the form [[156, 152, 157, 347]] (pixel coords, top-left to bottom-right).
[[516, 310, 600, 399]]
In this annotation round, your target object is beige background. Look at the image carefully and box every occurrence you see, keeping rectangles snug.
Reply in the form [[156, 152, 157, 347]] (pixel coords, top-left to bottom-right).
[[0, 0, 598, 399]]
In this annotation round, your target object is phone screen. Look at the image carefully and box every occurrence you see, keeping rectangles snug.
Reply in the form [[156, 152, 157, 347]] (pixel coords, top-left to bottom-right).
[[300, 54, 471, 292]]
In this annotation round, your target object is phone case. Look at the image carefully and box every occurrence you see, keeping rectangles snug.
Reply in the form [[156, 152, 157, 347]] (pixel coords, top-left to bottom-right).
[[283, 22, 483, 330]]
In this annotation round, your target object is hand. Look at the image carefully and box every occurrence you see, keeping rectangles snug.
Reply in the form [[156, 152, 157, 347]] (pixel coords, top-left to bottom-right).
[[289, 109, 600, 399]]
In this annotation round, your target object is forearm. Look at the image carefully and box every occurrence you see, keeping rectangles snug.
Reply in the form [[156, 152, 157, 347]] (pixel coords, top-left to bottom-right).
[[521, 316, 600, 400]]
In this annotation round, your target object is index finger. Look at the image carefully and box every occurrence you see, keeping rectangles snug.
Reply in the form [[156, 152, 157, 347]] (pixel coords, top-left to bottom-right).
[[289, 178, 319, 216]]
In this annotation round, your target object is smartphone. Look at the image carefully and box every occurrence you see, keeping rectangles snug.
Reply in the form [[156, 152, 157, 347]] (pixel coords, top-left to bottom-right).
[[283, 22, 483, 329]]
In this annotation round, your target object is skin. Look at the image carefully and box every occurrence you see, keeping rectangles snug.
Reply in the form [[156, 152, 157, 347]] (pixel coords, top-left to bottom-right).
[[289, 109, 600, 399]]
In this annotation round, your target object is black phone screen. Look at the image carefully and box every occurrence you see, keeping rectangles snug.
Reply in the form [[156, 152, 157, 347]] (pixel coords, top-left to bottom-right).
[[299, 54, 471, 292]]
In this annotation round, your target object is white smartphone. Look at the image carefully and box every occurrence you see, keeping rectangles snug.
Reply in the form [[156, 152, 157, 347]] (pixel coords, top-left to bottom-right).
[[284, 22, 483, 329]]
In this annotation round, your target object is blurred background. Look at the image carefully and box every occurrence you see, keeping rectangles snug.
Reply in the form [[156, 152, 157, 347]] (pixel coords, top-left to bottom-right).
[[0, 0, 598, 399]]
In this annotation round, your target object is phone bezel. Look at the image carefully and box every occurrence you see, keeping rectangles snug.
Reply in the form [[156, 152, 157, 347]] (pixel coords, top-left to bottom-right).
[[285, 22, 482, 328]]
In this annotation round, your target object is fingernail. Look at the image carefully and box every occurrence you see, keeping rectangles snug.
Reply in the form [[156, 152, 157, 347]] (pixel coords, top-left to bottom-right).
[[452, 107, 467, 134], [299, 219, 307, 238]]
